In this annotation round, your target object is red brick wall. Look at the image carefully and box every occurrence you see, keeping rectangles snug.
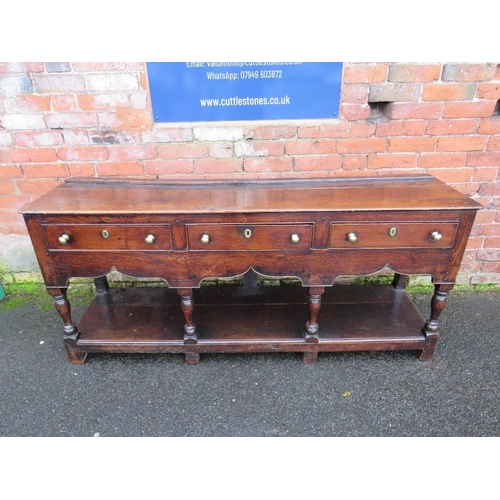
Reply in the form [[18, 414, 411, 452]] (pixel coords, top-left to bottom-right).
[[1, 62, 499, 283]]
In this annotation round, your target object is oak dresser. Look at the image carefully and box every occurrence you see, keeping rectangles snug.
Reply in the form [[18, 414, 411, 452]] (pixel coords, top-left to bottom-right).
[[20, 175, 481, 364]]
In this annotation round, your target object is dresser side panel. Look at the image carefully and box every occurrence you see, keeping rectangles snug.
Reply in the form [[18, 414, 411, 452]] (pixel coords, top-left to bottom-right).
[[23, 215, 57, 285]]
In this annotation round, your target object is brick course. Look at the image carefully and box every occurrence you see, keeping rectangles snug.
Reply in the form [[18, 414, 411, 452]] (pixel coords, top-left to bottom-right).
[[0, 62, 499, 284]]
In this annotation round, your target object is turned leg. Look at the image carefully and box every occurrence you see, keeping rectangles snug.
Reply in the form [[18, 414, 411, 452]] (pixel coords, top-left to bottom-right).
[[178, 288, 199, 365], [303, 287, 324, 364], [47, 287, 87, 364], [94, 276, 109, 294], [392, 273, 408, 290], [178, 288, 197, 341], [305, 287, 324, 342], [420, 283, 454, 361]]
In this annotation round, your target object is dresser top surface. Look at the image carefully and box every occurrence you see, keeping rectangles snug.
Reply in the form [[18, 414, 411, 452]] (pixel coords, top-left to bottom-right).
[[20, 175, 482, 215]]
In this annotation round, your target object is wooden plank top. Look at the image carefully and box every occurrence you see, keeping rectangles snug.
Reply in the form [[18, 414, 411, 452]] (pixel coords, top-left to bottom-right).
[[19, 175, 482, 215]]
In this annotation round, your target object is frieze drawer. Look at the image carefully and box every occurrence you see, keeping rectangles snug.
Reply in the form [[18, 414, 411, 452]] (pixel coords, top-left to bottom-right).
[[44, 224, 172, 250], [329, 222, 458, 249], [187, 224, 313, 251]]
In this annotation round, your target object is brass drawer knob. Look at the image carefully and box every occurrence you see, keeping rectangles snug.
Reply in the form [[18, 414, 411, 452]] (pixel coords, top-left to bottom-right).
[[430, 230, 442, 242], [145, 234, 156, 244], [200, 233, 210, 244], [58, 233, 70, 245], [347, 232, 358, 243], [290, 233, 300, 244]]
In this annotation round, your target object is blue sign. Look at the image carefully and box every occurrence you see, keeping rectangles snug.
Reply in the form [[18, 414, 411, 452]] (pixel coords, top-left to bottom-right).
[[146, 62, 343, 122]]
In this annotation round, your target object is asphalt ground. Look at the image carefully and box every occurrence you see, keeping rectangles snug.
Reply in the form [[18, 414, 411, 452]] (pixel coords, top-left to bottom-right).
[[1, 287, 498, 498], [1, 288, 498, 438]]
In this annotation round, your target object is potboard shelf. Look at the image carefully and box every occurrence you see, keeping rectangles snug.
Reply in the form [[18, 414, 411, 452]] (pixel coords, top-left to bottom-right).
[[76, 284, 426, 356]]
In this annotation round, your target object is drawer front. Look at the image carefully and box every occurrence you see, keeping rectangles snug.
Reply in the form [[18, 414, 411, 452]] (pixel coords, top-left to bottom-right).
[[330, 222, 458, 249], [44, 224, 172, 250], [187, 224, 313, 251]]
